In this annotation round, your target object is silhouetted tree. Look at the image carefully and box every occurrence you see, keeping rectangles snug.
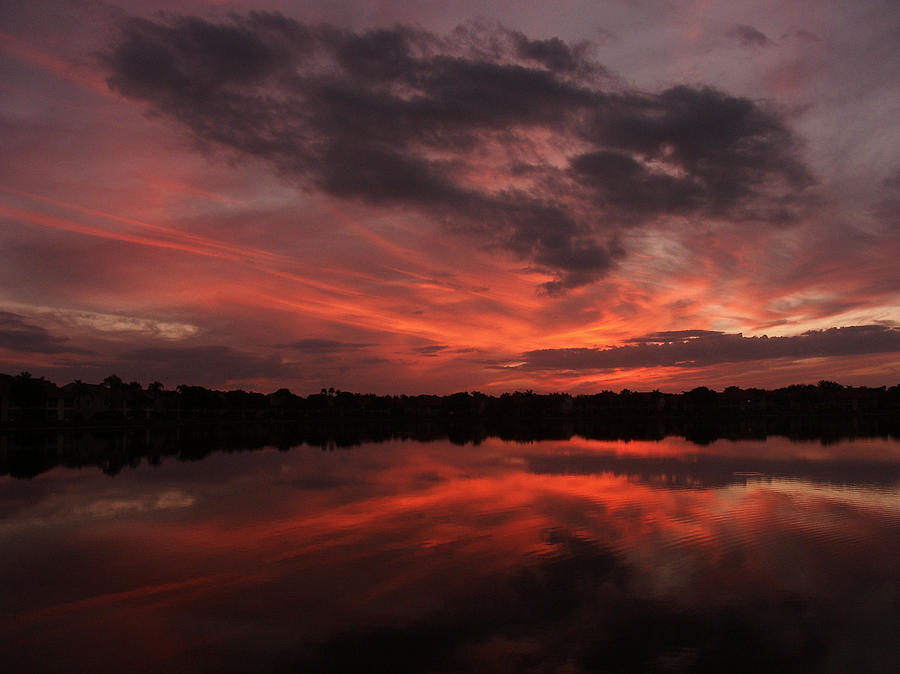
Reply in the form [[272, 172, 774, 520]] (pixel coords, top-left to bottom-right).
[[102, 374, 124, 389]]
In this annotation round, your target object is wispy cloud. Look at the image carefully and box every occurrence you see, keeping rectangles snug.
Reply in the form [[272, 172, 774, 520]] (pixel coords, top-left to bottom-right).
[[0, 311, 90, 355]]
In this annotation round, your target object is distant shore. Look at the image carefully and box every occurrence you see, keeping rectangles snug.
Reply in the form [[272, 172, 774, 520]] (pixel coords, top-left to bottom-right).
[[3, 372, 900, 429]]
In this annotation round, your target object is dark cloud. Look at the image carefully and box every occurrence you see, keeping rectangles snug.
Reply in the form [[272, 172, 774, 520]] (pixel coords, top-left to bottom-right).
[[105, 13, 310, 99], [622, 329, 724, 343], [569, 150, 705, 218], [727, 24, 772, 48], [787, 29, 821, 43], [509, 31, 594, 73], [0, 311, 86, 354], [518, 325, 900, 371], [580, 86, 812, 222], [873, 167, 900, 227], [881, 167, 900, 191], [413, 344, 449, 355], [116, 345, 287, 386], [275, 339, 372, 352], [103, 13, 812, 292]]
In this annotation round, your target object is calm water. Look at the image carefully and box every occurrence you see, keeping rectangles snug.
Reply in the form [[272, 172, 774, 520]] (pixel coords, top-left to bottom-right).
[[2, 434, 899, 673]]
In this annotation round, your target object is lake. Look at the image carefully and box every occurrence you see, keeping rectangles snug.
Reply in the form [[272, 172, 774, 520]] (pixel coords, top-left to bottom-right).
[[2, 432, 899, 672]]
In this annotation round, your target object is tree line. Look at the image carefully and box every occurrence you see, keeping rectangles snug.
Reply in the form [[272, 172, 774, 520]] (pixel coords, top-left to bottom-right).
[[3, 371, 900, 426]]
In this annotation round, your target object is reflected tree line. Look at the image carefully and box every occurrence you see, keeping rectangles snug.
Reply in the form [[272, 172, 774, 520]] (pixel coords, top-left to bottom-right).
[[4, 416, 900, 483]]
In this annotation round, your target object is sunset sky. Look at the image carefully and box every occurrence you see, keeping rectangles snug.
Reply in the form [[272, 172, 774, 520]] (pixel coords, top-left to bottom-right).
[[2, 0, 900, 393]]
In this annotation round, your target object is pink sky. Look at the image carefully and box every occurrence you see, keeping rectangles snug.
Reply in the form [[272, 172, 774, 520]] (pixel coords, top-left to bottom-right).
[[1, 0, 900, 393]]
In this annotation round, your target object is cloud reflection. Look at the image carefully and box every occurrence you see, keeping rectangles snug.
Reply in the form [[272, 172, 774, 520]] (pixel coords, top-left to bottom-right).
[[1, 437, 898, 671]]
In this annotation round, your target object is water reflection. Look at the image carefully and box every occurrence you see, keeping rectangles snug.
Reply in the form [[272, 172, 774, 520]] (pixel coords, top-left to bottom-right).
[[4, 415, 900, 479], [1, 436, 899, 672]]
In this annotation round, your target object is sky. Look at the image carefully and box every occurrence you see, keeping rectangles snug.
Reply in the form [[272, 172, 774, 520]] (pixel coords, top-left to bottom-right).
[[1, 0, 899, 394]]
